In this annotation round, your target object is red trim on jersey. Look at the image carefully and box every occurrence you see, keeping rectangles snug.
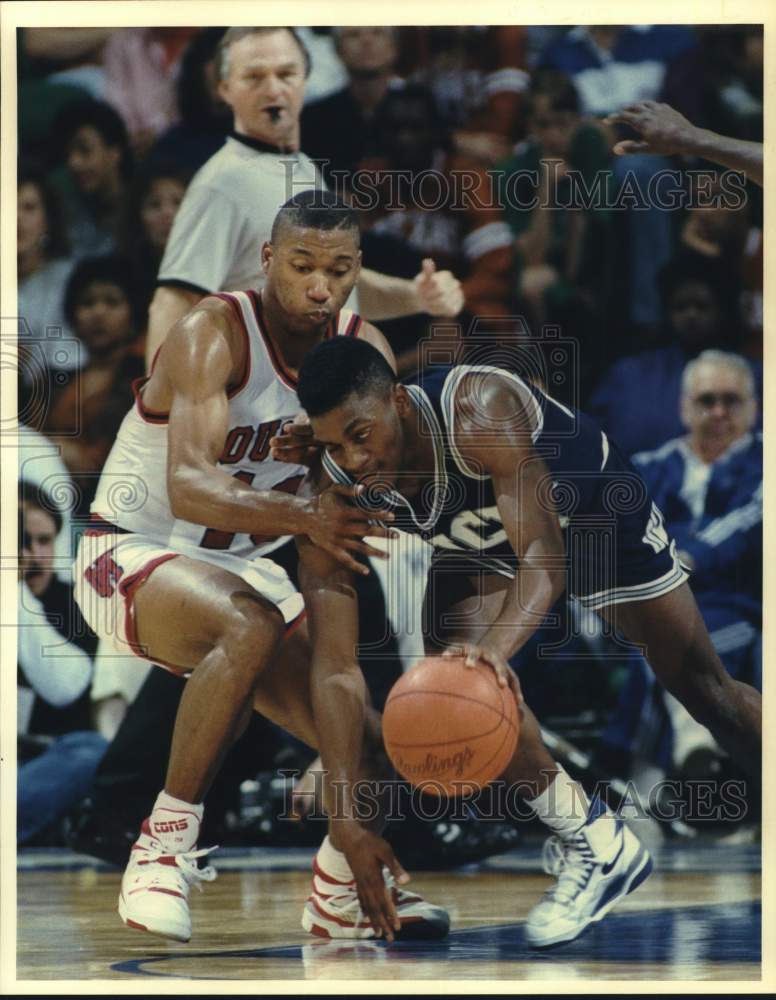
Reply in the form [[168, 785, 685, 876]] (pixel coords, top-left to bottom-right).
[[211, 291, 243, 328], [132, 376, 170, 424], [284, 607, 307, 638], [248, 289, 342, 390], [118, 553, 182, 668], [84, 514, 130, 537], [133, 293, 250, 424], [248, 289, 300, 389], [211, 292, 252, 399], [344, 313, 363, 338]]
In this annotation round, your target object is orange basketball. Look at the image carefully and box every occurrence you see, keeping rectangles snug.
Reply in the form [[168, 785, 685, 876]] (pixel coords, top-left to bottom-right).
[[382, 655, 520, 796]]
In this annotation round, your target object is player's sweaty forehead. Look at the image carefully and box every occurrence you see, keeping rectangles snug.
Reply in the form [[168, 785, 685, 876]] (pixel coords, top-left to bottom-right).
[[276, 225, 360, 264]]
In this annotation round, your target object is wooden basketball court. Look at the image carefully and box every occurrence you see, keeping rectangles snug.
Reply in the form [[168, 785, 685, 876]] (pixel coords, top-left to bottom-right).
[[16, 839, 761, 984]]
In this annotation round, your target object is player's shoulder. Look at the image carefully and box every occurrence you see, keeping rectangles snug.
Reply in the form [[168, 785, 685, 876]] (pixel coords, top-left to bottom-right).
[[444, 364, 537, 441], [163, 294, 244, 364], [448, 363, 531, 410]]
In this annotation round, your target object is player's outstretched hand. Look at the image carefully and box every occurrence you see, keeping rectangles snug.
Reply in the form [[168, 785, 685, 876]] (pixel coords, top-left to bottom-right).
[[307, 483, 398, 575], [413, 258, 465, 317], [269, 413, 319, 466], [336, 825, 410, 942], [604, 101, 699, 157], [443, 642, 524, 705]]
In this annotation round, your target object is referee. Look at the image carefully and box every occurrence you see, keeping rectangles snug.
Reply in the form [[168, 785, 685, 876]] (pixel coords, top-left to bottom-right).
[[146, 26, 464, 367]]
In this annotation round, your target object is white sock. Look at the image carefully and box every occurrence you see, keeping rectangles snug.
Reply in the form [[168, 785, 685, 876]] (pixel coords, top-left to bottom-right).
[[526, 765, 591, 839], [316, 835, 355, 882], [149, 790, 203, 853]]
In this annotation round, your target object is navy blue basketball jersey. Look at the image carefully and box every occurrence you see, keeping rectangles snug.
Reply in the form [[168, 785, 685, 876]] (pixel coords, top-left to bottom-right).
[[322, 364, 686, 609]]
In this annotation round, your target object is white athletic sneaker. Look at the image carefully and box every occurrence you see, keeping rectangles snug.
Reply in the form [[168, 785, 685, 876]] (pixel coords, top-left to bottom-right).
[[301, 857, 450, 940], [524, 798, 652, 948], [118, 820, 217, 942]]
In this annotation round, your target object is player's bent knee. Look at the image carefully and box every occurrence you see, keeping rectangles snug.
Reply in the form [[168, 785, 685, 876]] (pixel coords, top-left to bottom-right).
[[218, 599, 286, 676]]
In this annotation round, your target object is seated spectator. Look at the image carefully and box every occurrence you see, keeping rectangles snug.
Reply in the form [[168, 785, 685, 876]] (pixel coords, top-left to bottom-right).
[[120, 162, 190, 320], [301, 27, 404, 187], [43, 256, 144, 488], [148, 28, 231, 173], [17, 162, 80, 407], [18, 481, 106, 845], [102, 27, 199, 157], [52, 99, 133, 259], [494, 70, 613, 396], [363, 86, 514, 346], [402, 26, 530, 165], [601, 350, 761, 783], [587, 252, 762, 455]]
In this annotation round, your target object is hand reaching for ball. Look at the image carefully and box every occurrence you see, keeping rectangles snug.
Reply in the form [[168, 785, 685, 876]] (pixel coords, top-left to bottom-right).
[[442, 642, 523, 706]]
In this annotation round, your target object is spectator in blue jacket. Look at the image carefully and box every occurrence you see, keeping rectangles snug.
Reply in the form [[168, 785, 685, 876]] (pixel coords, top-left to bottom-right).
[[602, 350, 761, 777]]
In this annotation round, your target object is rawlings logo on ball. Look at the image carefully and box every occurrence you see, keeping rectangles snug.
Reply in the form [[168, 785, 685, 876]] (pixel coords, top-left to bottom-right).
[[396, 746, 475, 779]]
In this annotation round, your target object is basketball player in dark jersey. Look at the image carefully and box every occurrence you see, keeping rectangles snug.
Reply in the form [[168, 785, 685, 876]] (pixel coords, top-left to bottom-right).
[[292, 336, 761, 947]]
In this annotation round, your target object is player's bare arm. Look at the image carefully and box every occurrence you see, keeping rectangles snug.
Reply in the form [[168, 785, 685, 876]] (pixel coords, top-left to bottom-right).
[[297, 519, 408, 942], [605, 101, 763, 187], [447, 373, 567, 684], [148, 300, 395, 564], [269, 320, 397, 465]]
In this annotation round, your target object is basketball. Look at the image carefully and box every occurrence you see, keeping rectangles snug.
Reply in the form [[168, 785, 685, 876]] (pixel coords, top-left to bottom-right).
[[382, 655, 520, 796]]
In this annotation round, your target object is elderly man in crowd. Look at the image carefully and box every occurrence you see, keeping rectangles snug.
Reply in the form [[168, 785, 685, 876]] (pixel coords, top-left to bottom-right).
[[603, 350, 762, 784]]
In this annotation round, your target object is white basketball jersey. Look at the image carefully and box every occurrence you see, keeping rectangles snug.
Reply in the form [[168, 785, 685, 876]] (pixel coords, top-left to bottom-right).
[[91, 290, 364, 558]]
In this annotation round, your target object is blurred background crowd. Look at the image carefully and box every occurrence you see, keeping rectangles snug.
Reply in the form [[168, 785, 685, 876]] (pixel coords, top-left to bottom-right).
[[17, 24, 763, 858]]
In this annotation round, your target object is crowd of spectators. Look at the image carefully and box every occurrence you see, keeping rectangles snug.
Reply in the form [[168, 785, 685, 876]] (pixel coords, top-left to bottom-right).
[[17, 24, 763, 848]]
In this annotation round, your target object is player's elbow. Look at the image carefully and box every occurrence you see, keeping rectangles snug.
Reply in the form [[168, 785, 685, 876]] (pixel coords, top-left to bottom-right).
[[167, 464, 203, 521]]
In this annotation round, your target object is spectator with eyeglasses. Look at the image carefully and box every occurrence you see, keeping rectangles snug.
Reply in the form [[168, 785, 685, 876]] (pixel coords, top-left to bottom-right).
[[601, 349, 761, 784]]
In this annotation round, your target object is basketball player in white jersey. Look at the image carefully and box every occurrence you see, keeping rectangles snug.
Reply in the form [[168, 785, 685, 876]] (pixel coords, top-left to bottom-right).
[[73, 190, 449, 944]]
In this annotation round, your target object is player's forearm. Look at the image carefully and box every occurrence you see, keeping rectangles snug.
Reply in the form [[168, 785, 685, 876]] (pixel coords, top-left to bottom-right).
[[484, 553, 566, 661], [168, 464, 315, 537], [303, 565, 367, 827], [312, 666, 369, 826], [146, 286, 203, 371], [686, 129, 763, 187], [357, 268, 421, 321]]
